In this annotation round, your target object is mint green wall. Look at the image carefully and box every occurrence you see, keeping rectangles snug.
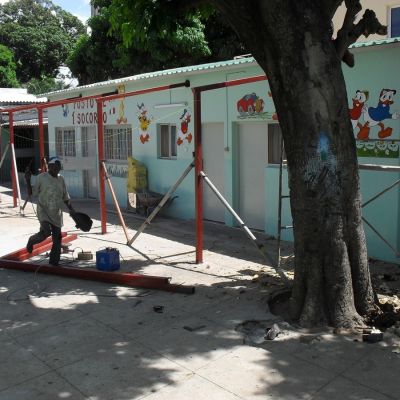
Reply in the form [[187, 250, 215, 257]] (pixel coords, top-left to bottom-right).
[[265, 44, 400, 263], [46, 45, 399, 263]]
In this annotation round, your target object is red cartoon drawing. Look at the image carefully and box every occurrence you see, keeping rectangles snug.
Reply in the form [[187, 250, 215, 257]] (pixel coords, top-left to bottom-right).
[[237, 93, 264, 116], [349, 90, 369, 130], [177, 109, 192, 146]]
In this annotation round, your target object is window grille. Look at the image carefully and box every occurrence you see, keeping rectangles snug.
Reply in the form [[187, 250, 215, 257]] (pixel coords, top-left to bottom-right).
[[158, 124, 177, 159], [104, 125, 132, 161], [81, 127, 88, 157], [55, 127, 76, 157]]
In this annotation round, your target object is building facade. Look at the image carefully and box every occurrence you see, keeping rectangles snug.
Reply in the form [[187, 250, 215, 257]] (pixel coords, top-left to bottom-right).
[[44, 38, 400, 263]]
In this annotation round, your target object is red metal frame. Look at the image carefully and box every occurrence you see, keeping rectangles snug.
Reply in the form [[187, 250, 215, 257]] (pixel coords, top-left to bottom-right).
[[38, 108, 46, 172], [192, 74, 267, 263], [9, 112, 17, 207], [0, 258, 194, 293], [2, 233, 77, 261], [96, 100, 107, 234]]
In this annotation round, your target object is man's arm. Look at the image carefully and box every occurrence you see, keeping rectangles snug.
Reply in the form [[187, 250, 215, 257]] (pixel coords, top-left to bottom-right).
[[64, 199, 75, 214]]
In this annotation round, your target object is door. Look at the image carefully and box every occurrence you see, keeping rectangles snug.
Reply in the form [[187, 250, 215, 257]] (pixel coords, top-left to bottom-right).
[[238, 122, 267, 230], [82, 126, 98, 199], [202, 123, 225, 222]]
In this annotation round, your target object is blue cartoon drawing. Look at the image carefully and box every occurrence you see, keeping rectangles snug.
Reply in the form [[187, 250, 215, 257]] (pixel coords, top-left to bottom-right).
[[357, 89, 399, 139]]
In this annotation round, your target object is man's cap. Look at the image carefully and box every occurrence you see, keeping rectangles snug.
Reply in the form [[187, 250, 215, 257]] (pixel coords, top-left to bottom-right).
[[48, 156, 62, 165]]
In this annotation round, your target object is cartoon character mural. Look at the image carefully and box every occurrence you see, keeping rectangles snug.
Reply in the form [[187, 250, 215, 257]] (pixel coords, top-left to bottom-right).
[[137, 103, 153, 144], [237, 93, 264, 117], [62, 104, 69, 118], [355, 89, 399, 140], [116, 84, 127, 124], [177, 108, 193, 145], [350, 89, 399, 158], [349, 90, 369, 130]]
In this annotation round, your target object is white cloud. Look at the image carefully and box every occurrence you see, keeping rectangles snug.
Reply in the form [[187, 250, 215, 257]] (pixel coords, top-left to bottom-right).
[[0, 0, 10, 4]]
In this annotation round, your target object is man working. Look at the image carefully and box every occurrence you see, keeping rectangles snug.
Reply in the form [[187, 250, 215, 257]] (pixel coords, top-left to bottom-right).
[[26, 157, 75, 266]]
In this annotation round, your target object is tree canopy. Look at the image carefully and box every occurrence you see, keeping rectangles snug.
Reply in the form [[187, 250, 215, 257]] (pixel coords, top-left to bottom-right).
[[0, 0, 85, 84], [0, 44, 19, 87], [67, 0, 245, 84]]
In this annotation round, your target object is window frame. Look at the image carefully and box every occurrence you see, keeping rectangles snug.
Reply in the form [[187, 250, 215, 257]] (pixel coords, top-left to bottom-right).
[[157, 123, 177, 160], [104, 124, 133, 163], [389, 5, 400, 38], [55, 127, 76, 157]]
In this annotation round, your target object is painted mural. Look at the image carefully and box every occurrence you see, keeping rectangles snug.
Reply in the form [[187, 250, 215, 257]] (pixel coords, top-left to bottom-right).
[[177, 108, 192, 145], [117, 85, 127, 124], [137, 102, 153, 144], [350, 89, 400, 158], [236, 92, 277, 120]]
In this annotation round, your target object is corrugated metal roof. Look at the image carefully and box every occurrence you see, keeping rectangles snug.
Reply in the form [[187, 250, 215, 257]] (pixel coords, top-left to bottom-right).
[[350, 37, 400, 48], [45, 36, 399, 98], [0, 88, 47, 104], [1, 118, 48, 127], [45, 57, 258, 97]]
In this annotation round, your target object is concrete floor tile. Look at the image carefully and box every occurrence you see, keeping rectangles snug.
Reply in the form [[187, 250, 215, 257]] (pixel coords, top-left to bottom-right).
[[0, 371, 86, 400], [57, 340, 192, 400], [289, 334, 372, 374], [140, 374, 241, 400], [197, 345, 336, 400], [15, 315, 126, 369], [0, 297, 83, 338], [88, 294, 192, 338], [0, 339, 50, 391], [136, 315, 244, 371], [312, 376, 393, 400], [341, 347, 400, 399]]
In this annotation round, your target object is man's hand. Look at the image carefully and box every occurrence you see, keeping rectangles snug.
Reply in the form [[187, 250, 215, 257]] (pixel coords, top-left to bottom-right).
[[65, 200, 76, 215]]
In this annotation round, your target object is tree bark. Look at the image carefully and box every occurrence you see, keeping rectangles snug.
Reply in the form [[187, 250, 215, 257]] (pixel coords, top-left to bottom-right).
[[214, 0, 378, 327]]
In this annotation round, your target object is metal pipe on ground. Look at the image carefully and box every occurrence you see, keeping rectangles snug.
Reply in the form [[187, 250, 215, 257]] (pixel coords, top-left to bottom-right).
[[0, 259, 195, 294], [2, 233, 78, 261]]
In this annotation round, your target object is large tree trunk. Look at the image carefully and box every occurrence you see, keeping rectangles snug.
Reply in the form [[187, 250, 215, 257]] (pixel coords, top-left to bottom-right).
[[215, 1, 378, 327]]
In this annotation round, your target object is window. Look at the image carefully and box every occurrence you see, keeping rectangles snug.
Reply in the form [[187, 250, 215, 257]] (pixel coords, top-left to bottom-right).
[[55, 127, 76, 157], [267, 123, 285, 164], [158, 124, 177, 159], [104, 125, 132, 161], [390, 6, 400, 38]]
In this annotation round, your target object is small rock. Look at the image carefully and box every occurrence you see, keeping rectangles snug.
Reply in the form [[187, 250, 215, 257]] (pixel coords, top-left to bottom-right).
[[265, 323, 280, 340]]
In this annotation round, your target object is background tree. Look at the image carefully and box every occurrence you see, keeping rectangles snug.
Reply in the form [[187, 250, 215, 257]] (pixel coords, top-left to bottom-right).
[[67, 0, 244, 84], [109, 0, 387, 328], [0, 0, 85, 85], [0, 44, 19, 87]]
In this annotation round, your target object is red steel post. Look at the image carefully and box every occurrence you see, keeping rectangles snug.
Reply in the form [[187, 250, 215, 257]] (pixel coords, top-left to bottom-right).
[[97, 100, 107, 234], [192, 88, 203, 263], [38, 107, 46, 171], [9, 112, 17, 207]]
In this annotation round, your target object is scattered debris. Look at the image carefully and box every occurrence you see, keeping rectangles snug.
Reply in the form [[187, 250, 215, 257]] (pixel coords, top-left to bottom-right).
[[265, 323, 281, 340], [362, 328, 384, 343], [153, 305, 164, 313], [183, 325, 206, 332]]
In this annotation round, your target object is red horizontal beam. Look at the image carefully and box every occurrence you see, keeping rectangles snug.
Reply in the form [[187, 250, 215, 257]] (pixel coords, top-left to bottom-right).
[[2, 233, 77, 261], [0, 259, 194, 294], [4, 81, 190, 114]]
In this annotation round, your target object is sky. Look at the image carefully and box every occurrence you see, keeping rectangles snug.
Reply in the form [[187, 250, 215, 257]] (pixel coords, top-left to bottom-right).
[[0, 0, 92, 23]]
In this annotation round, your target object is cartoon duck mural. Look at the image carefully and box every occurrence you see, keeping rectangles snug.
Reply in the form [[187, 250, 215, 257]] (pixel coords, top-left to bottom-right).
[[357, 89, 399, 139], [349, 90, 368, 130], [137, 103, 153, 144], [177, 109, 193, 145]]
